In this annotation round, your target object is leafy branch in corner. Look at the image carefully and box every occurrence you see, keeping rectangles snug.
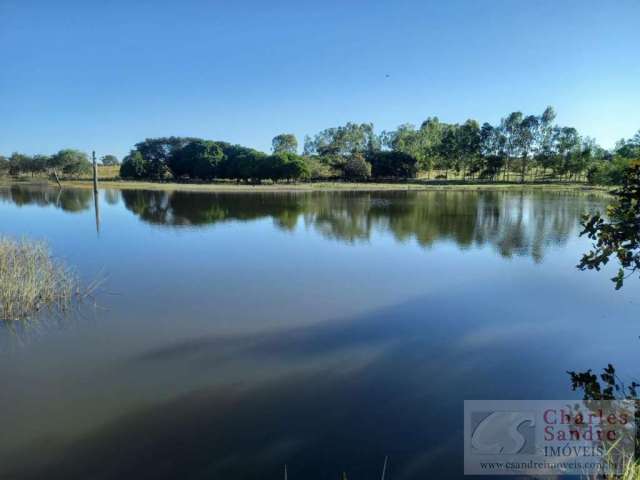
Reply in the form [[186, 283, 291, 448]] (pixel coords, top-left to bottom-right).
[[578, 164, 640, 289], [568, 364, 639, 401]]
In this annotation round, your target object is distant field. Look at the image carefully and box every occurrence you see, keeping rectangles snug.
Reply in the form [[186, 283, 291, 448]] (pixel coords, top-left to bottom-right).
[[1, 165, 587, 185], [87, 165, 120, 179], [49, 179, 611, 195], [1, 165, 611, 194], [80, 166, 577, 183]]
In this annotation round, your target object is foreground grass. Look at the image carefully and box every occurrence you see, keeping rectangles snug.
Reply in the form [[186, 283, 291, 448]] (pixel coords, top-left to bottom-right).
[[0, 237, 79, 321], [587, 459, 640, 480], [612, 462, 640, 480]]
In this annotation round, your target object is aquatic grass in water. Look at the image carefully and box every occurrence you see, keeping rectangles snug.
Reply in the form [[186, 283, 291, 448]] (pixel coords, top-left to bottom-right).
[[0, 237, 79, 321]]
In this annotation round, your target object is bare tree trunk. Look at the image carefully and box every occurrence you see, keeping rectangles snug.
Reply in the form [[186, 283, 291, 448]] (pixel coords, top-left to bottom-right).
[[53, 169, 62, 188]]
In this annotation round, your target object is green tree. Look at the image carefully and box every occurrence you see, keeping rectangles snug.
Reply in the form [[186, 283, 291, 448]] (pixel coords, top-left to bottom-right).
[[615, 131, 640, 159], [304, 155, 332, 179], [219, 148, 267, 182], [566, 138, 597, 181], [534, 106, 556, 179], [553, 127, 580, 178], [259, 154, 286, 182], [343, 153, 371, 180], [305, 123, 379, 181], [45, 150, 91, 177], [272, 134, 298, 154], [134, 137, 199, 179], [516, 115, 539, 183], [418, 117, 447, 176], [61, 151, 91, 176], [534, 108, 557, 180], [381, 124, 423, 167], [280, 153, 310, 182], [8, 153, 32, 175], [500, 112, 523, 181], [480, 123, 506, 180], [456, 119, 481, 179], [304, 122, 378, 157], [586, 156, 631, 185], [578, 163, 640, 289], [120, 151, 148, 179], [437, 126, 459, 179], [168, 140, 224, 180], [368, 151, 418, 178], [29, 154, 49, 176], [382, 118, 446, 177]]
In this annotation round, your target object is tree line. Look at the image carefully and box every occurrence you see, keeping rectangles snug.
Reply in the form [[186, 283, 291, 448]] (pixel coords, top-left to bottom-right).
[[0, 150, 119, 178], [118, 138, 312, 183], [2, 107, 639, 184], [301, 107, 639, 184]]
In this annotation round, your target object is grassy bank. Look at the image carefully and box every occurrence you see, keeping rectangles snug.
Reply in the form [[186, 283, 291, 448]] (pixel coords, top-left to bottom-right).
[[0, 178, 612, 194], [1, 160, 618, 193], [53, 179, 617, 194], [0, 165, 614, 193]]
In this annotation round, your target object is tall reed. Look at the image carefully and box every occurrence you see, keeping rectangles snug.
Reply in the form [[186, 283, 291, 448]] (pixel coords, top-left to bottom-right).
[[0, 237, 78, 321]]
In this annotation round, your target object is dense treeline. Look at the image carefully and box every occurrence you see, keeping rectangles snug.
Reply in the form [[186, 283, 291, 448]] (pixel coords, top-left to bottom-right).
[[119, 138, 311, 183], [300, 107, 639, 184], [0, 150, 117, 178], [2, 107, 639, 184]]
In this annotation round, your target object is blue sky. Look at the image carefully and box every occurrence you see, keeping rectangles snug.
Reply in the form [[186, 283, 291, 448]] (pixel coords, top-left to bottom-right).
[[1, 0, 638, 159]]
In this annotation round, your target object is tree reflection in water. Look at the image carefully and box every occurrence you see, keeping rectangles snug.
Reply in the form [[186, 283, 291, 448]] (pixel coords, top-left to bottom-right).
[[114, 189, 603, 262], [0, 185, 604, 261]]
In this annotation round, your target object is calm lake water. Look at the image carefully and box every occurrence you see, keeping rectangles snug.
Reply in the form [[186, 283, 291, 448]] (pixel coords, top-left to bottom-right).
[[0, 185, 638, 479]]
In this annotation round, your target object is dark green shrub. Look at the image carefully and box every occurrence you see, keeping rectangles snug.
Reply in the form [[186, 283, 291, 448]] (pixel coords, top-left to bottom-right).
[[120, 151, 148, 179], [168, 140, 224, 180], [586, 157, 632, 185], [343, 154, 371, 180], [368, 151, 418, 178]]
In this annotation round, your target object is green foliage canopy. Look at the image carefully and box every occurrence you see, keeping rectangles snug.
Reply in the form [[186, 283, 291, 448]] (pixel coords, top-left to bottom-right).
[[578, 163, 640, 288], [272, 134, 298, 154], [368, 151, 418, 178]]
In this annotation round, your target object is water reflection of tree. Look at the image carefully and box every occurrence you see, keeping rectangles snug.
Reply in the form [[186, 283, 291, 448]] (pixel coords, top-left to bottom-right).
[[0, 186, 601, 260], [118, 189, 604, 260], [302, 193, 375, 242], [103, 189, 121, 206], [120, 191, 307, 229], [0, 186, 93, 213]]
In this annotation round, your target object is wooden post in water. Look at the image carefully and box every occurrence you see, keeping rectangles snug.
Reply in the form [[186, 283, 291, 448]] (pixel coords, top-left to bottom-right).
[[380, 456, 388, 480], [92, 151, 100, 235], [92, 151, 98, 193]]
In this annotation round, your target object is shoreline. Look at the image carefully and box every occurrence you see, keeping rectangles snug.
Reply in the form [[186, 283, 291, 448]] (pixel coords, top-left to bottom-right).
[[0, 177, 614, 194]]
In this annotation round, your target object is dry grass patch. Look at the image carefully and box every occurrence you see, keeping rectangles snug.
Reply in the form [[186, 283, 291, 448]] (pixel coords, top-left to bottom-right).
[[0, 237, 79, 321]]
